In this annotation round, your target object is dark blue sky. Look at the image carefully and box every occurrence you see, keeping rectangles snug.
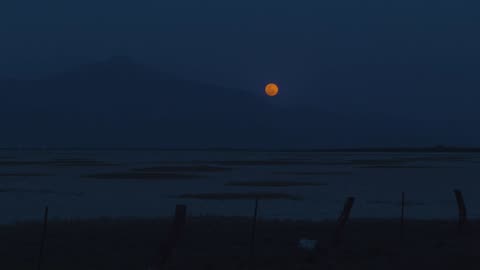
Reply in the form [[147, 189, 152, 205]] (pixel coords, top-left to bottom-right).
[[1, 0, 480, 147]]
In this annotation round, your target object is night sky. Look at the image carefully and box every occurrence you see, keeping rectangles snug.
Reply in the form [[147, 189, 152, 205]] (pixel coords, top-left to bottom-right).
[[1, 0, 480, 148]]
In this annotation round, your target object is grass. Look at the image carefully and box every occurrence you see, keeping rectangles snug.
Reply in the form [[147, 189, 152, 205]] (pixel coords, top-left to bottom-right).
[[225, 180, 326, 187], [1, 217, 480, 270]]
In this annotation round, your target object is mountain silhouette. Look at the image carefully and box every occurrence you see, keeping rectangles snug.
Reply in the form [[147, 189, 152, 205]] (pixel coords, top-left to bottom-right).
[[0, 57, 313, 147], [0, 57, 462, 148]]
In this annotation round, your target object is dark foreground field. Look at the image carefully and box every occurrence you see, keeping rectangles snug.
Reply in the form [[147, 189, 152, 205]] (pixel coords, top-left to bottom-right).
[[1, 217, 479, 270]]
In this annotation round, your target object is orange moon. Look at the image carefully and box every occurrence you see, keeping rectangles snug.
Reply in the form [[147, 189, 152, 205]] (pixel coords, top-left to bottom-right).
[[265, 83, 279, 97]]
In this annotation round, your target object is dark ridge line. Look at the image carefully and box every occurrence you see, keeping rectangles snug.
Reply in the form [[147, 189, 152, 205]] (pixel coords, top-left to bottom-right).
[[1, 146, 480, 153]]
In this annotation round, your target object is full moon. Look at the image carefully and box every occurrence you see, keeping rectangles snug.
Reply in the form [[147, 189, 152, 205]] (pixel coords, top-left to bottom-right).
[[265, 83, 279, 97]]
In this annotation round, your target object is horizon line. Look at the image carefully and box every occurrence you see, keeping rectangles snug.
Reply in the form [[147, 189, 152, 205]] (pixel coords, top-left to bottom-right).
[[1, 146, 479, 153]]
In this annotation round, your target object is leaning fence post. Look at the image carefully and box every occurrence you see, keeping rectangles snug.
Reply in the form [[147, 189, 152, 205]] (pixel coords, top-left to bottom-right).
[[400, 192, 405, 241], [153, 204, 187, 270], [37, 206, 49, 270], [331, 197, 355, 247], [248, 198, 259, 270], [454, 189, 467, 233]]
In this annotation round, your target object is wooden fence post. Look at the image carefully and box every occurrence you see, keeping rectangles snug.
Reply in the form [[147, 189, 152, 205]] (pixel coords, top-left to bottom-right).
[[154, 204, 187, 270], [454, 190, 467, 233], [37, 206, 49, 270], [249, 198, 259, 270], [400, 192, 405, 241], [331, 197, 355, 247]]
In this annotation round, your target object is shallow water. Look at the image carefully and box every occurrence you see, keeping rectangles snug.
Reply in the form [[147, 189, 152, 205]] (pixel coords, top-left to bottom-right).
[[0, 150, 479, 223]]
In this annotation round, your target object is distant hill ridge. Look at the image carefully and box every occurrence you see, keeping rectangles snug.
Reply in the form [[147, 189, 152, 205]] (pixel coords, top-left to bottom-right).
[[0, 57, 470, 148]]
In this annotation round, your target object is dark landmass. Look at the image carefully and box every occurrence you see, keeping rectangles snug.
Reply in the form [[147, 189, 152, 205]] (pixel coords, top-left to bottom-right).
[[357, 165, 462, 169], [351, 156, 472, 165], [0, 173, 53, 177], [132, 165, 232, 173], [84, 172, 202, 180], [319, 146, 480, 153], [212, 160, 349, 166], [2, 217, 479, 270], [0, 57, 479, 149], [0, 188, 82, 196], [273, 171, 351, 176], [225, 181, 326, 187], [0, 159, 115, 167], [213, 160, 308, 166], [84, 165, 232, 180], [2, 146, 480, 152]]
